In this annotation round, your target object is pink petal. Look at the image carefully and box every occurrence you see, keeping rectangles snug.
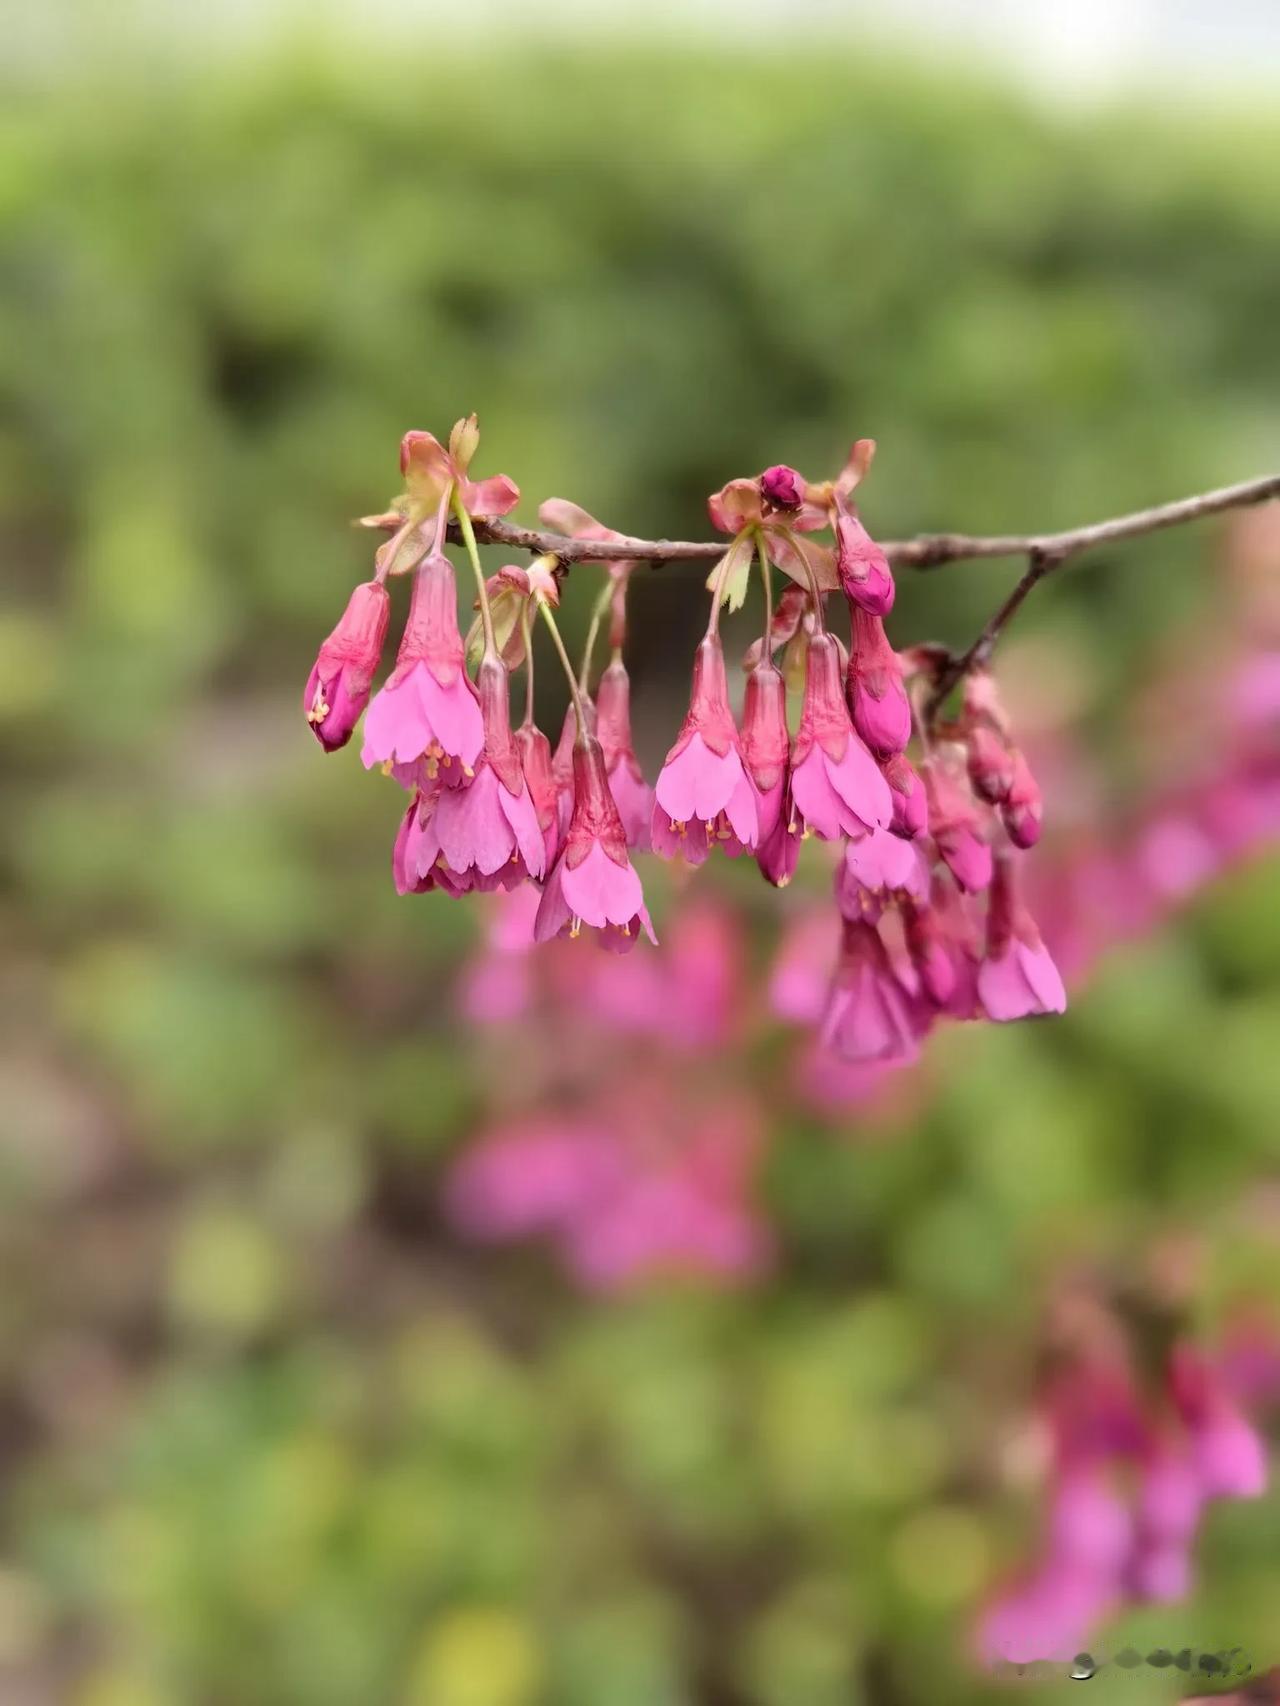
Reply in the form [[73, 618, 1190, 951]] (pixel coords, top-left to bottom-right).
[[417, 668, 484, 769], [561, 841, 644, 929], [533, 858, 572, 943], [649, 806, 710, 865], [1018, 941, 1067, 1014], [461, 473, 521, 518], [826, 738, 893, 831], [433, 767, 515, 876], [654, 734, 743, 825], [361, 674, 434, 767], [788, 748, 848, 840], [722, 766, 760, 848], [498, 779, 547, 880]]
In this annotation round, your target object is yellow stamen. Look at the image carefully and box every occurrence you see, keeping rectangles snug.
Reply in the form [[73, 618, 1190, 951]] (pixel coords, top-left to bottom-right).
[[462, 764, 475, 778], [380, 760, 394, 777], [801, 826, 813, 842], [621, 922, 631, 936], [306, 692, 329, 725], [569, 917, 582, 940], [776, 875, 791, 888]]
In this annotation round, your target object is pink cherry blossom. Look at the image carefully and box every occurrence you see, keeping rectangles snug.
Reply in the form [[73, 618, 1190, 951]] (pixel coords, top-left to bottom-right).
[[458, 885, 542, 1025], [595, 657, 652, 851], [361, 554, 484, 781], [1169, 1343, 1268, 1499], [1001, 748, 1044, 848], [966, 724, 1015, 804], [789, 633, 892, 840], [847, 606, 911, 758], [882, 753, 929, 840], [922, 753, 993, 892], [536, 737, 656, 951], [574, 900, 743, 1051], [445, 1116, 624, 1241], [820, 918, 921, 1066], [739, 656, 795, 885], [978, 853, 1067, 1021], [411, 655, 546, 891], [834, 509, 895, 616], [836, 828, 928, 923], [515, 720, 561, 870], [651, 634, 758, 863], [901, 898, 957, 1007], [304, 579, 390, 752]]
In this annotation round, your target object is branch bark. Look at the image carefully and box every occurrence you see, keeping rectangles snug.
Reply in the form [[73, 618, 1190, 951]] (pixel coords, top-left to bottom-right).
[[456, 472, 1280, 569], [449, 471, 1280, 718]]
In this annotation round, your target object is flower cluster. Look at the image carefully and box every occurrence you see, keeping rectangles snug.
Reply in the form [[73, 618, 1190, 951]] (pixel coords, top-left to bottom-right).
[[305, 424, 1068, 1067], [979, 1326, 1269, 1668], [306, 419, 654, 949], [449, 889, 771, 1290]]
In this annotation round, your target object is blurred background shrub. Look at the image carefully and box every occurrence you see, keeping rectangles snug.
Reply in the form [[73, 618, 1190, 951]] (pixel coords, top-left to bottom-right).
[[1, 23, 1278, 1706]]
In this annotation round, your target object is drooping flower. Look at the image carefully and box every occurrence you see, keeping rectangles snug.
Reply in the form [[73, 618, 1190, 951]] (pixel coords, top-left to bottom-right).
[[1001, 748, 1045, 849], [410, 654, 546, 891], [304, 580, 391, 752], [834, 509, 896, 616], [1169, 1343, 1268, 1499], [835, 828, 928, 923], [820, 917, 921, 1066], [901, 897, 957, 1008], [882, 753, 929, 840], [515, 719, 561, 870], [458, 885, 542, 1025], [574, 899, 743, 1050], [552, 697, 597, 834], [804, 439, 896, 617], [789, 632, 892, 840], [1130, 1440, 1203, 1602], [536, 736, 657, 951], [651, 635, 758, 863], [927, 870, 983, 1018], [738, 656, 796, 886], [966, 723, 1015, 805], [921, 751, 993, 892], [977, 852, 1068, 1021], [595, 656, 652, 851], [361, 553, 484, 780], [847, 605, 912, 758]]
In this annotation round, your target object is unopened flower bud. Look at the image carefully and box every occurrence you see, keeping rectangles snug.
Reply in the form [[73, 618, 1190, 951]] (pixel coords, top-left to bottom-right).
[[882, 754, 928, 840], [848, 607, 912, 759], [760, 464, 806, 510], [835, 510, 895, 617], [1000, 749, 1043, 849], [304, 580, 391, 752], [966, 725, 1015, 805]]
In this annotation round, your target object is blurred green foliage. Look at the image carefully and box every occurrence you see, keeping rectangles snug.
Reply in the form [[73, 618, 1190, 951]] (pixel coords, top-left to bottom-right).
[[2, 34, 1279, 1706]]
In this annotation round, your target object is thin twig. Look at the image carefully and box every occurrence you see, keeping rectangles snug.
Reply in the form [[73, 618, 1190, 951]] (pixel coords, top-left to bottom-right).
[[924, 546, 1066, 719]]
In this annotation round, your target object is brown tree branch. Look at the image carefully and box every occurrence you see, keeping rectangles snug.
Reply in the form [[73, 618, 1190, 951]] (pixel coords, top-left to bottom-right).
[[923, 546, 1067, 719], [453, 472, 1280, 720], [457, 472, 1280, 570]]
